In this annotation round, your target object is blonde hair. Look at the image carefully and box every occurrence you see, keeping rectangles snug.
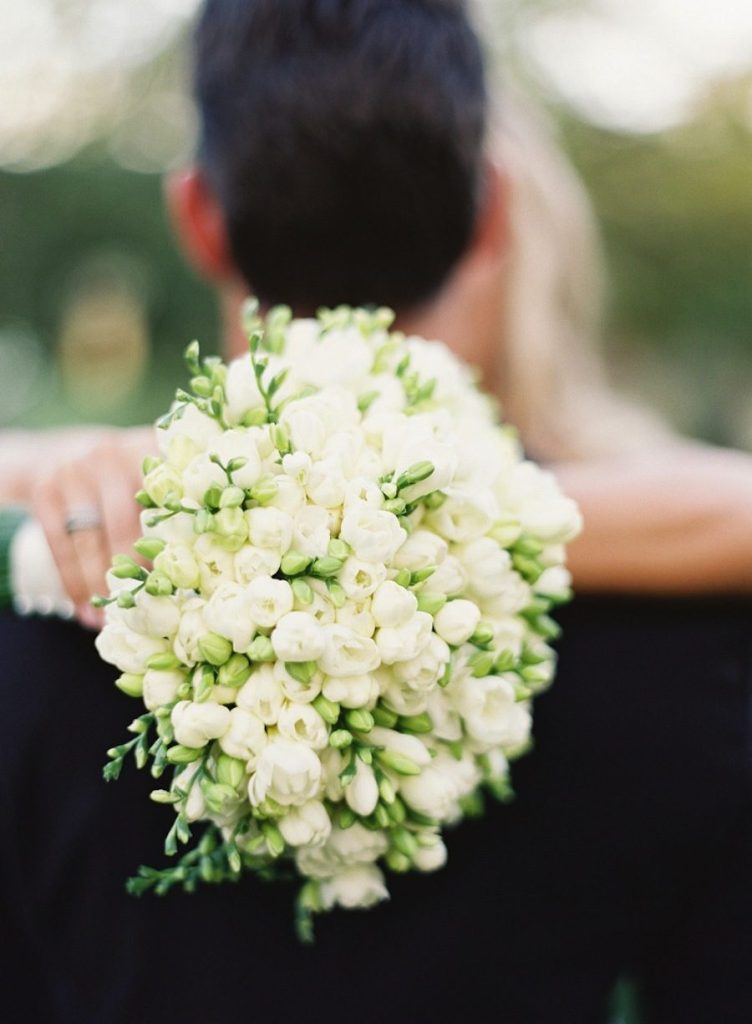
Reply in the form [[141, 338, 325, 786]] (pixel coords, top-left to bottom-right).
[[490, 92, 671, 461]]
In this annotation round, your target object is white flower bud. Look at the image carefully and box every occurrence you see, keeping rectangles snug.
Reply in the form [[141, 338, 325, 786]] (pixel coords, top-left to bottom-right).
[[234, 544, 282, 582], [278, 800, 332, 847], [204, 582, 257, 652], [236, 665, 284, 724], [217, 706, 267, 766], [318, 624, 380, 677], [319, 864, 389, 910], [376, 611, 433, 664], [245, 506, 294, 554], [339, 557, 387, 602], [344, 758, 379, 817], [154, 543, 201, 590], [246, 576, 294, 629], [371, 580, 418, 628], [95, 622, 169, 675], [412, 837, 448, 872], [432, 599, 481, 646], [171, 700, 231, 748], [271, 611, 326, 662], [278, 701, 330, 750], [339, 507, 407, 564], [142, 668, 184, 711], [249, 740, 322, 807]]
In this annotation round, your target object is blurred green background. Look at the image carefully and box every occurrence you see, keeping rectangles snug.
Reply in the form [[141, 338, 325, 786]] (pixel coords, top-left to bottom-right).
[[1, 0, 750, 449]]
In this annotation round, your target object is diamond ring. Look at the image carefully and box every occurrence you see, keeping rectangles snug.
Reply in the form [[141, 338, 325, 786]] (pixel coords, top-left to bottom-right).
[[64, 505, 102, 534]]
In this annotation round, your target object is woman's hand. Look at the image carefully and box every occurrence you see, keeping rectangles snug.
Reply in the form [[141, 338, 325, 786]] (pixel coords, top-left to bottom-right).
[[31, 428, 156, 628]]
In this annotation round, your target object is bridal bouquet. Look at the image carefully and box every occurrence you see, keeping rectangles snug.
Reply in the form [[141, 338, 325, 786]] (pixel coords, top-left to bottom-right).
[[95, 302, 581, 938]]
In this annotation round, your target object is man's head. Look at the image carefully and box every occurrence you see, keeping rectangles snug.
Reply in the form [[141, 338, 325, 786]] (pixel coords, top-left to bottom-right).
[[183, 0, 489, 313]]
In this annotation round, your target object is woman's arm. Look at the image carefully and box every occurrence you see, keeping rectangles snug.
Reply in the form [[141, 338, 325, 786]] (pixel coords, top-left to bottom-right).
[[554, 444, 752, 594]]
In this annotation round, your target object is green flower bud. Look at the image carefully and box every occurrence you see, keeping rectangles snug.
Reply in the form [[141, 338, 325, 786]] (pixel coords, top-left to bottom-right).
[[325, 580, 346, 608], [190, 375, 213, 398], [116, 590, 136, 609], [144, 571, 175, 597], [422, 490, 447, 511], [378, 775, 396, 804], [216, 753, 247, 789], [166, 745, 203, 764], [291, 578, 314, 605], [219, 485, 245, 509], [470, 621, 495, 648], [494, 648, 517, 673], [468, 650, 496, 678], [488, 517, 522, 547], [143, 464, 183, 507], [194, 508, 215, 534], [285, 661, 318, 685], [398, 712, 433, 735], [392, 827, 419, 858], [213, 507, 248, 550], [385, 849, 411, 873], [312, 694, 340, 725], [203, 783, 238, 815], [280, 550, 312, 577], [329, 729, 352, 749], [381, 481, 398, 499], [393, 568, 411, 588], [356, 390, 379, 413], [149, 788, 177, 804], [145, 651, 182, 671], [197, 632, 233, 667], [520, 664, 550, 687], [247, 635, 275, 662], [511, 552, 545, 584], [261, 821, 285, 858], [217, 654, 251, 688], [416, 591, 446, 615], [409, 566, 436, 585], [115, 673, 144, 698], [249, 475, 278, 505], [337, 804, 356, 829], [383, 498, 406, 515], [271, 423, 291, 454], [438, 663, 452, 688], [345, 708, 374, 733], [372, 704, 399, 728], [193, 665, 215, 702], [386, 795, 406, 825], [310, 555, 343, 578], [376, 750, 422, 776], [242, 406, 269, 427], [327, 538, 350, 561], [513, 534, 545, 558], [374, 803, 391, 829], [396, 460, 434, 491], [110, 555, 145, 580], [133, 536, 166, 561], [135, 489, 155, 508]]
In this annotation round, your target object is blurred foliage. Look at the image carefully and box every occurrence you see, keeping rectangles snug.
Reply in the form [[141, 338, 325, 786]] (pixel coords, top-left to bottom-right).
[[559, 75, 752, 444]]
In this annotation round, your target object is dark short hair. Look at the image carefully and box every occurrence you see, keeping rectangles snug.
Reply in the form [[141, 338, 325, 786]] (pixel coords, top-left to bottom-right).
[[193, 0, 488, 312]]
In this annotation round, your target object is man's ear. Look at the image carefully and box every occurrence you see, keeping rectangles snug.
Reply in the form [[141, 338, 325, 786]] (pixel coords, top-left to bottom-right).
[[164, 168, 235, 281], [466, 159, 509, 268]]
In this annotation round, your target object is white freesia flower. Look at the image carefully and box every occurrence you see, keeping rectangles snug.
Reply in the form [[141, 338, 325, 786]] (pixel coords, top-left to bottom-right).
[[305, 459, 347, 508], [456, 537, 515, 601], [400, 750, 479, 820], [452, 674, 531, 751], [427, 489, 497, 543], [394, 437, 458, 503], [180, 453, 228, 504], [370, 580, 418, 628], [95, 622, 169, 675], [204, 582, 257, 652], [322, 673, 379, 709], [234, 544, 282, 583], [327, 823, 389, 865], [271, 611, 326, 662], [270, 473, 306, 515], [343, 476, 385, 511], [392, 633, 451, 691], [193, 534, 237, 597], [274, 661, 323, 703], [433, 599, 481, 646], [249, 740, 322, 807], [236, 665, 284, 724], [320, 865, 389, 910], [218, 706, 267, 765], [291, 505, 331, 559], [278, 701, 329, 750], [278, 800, 332, 848], [391, 528, 448, 572], [224, 354, 264, 424], [154, 543, 201, 590], [318, 624, 380, 677], [335, 600, 375, 638], [339, 557, 387, 602], [427, 555, 467, 597], [413, 837, 448, 872], [158, 401, 222, 453], [173, 599, 210, 665], [122, 592, 182, 639], [142, 669, 185, 711], [297, 326, 373, 388], [376, 611, 433, 664], [171, 700, 232, 748], [246, 506, 294, 554], [339, 507, 406, 564], [344, 758, 379, 817], [502, 461, 583, 544], [246, 576, 294, 629], [173, 765, 206, 822]]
